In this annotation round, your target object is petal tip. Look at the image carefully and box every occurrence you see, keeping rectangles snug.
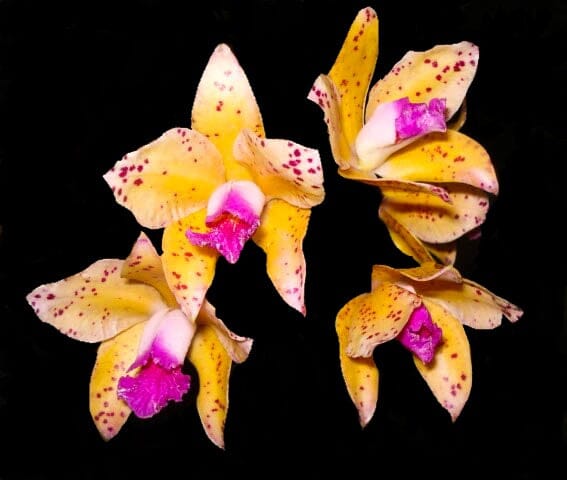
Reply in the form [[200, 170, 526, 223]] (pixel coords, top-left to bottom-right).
[[211, 43, 237, 63], [358, 408, 375, 428]]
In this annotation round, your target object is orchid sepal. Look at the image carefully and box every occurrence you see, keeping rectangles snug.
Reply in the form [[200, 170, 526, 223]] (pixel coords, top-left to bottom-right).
[[413, 299, 472, 422], [89, 323, 145, 440], [189, 300, 254, 449]]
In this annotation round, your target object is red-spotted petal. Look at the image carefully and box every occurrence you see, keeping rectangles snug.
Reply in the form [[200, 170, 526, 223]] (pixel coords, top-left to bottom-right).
[[233, 129, 325, 208], [103, 128, 225, 229], [336, 295, 379, 427], [308, 74, 355, 169], [26, 259, 167, 343], [371, 262, 459, 290], [419, 277, 524, 329], [340, 169, 452, 204], [161, 212, 219, 321], [188, 323, 232, 449], [121, 231, 177, 307], [252, 199, 310, 315], [413, 299, 472, 422], [378, 206, 437, 265], [191, 43, 264, 180], [89, 322, 145, 440], [307, 7, 378, 170], [366, 41, 479, 121], [327, 6, 379, 147], [376, 130, 498, 194], [345, 283, 422, 358], [329, 7, 378, 135], [370, 263, 523, 328], [379, 183, 490, 244], [197, 300, 253, 363]]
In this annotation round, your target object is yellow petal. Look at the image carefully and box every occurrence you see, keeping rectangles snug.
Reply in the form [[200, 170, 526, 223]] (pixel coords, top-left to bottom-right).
[[233, 129, 325, 208], [188, 323, 232, 449], [308, 74, 355, 169], [191, 43, 264, 180], [103, 128, 225, 229], [26, 259, 167, 343], [366, 41, 479, 121], [379, 183, 490, 243], [345, 283, 422, 358], [307, 7, 378, 171], [328, 6, 379, 147], [342, 170, 452, 204], [162, 212, 219, 321], [371, 262, 461, 290], [371, 263, 524, 328], [419, 277, 524, 329], [376, 130, 499, 194], [336, 295, 379, 427], [421, 240, 457, 266], [413, 299, 472, 422], [122, 232, 177, 307], [89, 322, 145, 440], [197, 300, 253, 363], [380, 205, 457, 264], [252, 199, 310, 315]]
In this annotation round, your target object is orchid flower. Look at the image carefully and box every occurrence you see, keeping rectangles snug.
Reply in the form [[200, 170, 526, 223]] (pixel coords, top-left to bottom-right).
[[104, 44, 325, 320], [336, 261, 523, 427], [26, 232, 252, 448], [308, 7, 498, 264]]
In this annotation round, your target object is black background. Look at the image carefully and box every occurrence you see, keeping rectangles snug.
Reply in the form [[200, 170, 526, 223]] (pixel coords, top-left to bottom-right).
[[0, 0, 565, 478]]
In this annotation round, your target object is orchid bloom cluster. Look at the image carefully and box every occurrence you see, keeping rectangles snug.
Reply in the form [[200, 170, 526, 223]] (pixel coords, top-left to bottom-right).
[[26, 44, 324, 447], [25, 6, 522, 447], [309, 6, 523, 425]]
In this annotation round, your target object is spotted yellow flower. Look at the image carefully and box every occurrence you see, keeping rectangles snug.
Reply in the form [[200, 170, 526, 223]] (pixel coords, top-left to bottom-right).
[[336, 262, 523, 426], [26, 232, 252, 448], [309, 7, 498, 264], [104, 44, 325, 319]]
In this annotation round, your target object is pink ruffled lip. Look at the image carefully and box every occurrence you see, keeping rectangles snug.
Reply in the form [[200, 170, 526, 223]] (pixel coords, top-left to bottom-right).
[[186, 180, 265, 263], [394, 97, 447, 141], [116, 308, 195, 418], [355, 96, 448, 170], [397, 303, 442, 364], [117, 362, 191, 418]]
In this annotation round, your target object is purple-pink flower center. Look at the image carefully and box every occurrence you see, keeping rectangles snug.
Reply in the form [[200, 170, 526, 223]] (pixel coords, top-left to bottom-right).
[[186, 213, 260, 264], [186, 181, 264, 264], [395, 97, 447, 142], [397, 304, 442, 364], [117, 361, 191, 419]]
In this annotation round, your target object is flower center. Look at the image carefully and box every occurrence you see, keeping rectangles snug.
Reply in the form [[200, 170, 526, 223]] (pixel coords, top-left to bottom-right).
[[186, 180, 266, 264], [355, 96, 448, 170], [394, 97, 447, 141], [116, 309, 195, 418], [397, 303, 442, 363]]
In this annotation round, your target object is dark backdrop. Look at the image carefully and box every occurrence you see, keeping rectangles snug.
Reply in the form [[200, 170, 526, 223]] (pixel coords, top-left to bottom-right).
[[0, 0, 564, 478]]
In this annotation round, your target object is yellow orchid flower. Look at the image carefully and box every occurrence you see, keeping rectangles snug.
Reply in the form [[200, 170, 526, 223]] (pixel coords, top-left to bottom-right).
[[309, 6, 498, 264], [104, 44, 325, 320], [26, 232, 252, 449], [336, 261, 523, 427]]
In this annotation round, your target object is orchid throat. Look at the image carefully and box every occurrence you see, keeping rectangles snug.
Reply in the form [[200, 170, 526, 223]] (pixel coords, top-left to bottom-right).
[[186, 180, 266, 263]]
